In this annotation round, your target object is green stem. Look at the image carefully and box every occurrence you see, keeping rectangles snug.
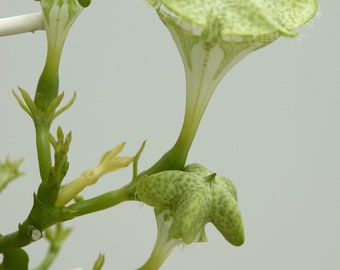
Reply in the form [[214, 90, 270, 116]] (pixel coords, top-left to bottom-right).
[[137, 92, 205, 178], [35, 124, 52, 182], [33, 47, 61, 182], [0, 231, 32, 253], [65, 184, 134, 218]]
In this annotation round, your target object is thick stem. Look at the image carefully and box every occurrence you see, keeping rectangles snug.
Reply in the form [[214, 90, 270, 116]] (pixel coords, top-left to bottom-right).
[[0, 231, 32, 253]]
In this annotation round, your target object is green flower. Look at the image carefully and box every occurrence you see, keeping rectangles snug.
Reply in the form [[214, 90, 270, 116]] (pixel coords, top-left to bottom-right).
[[146, 0, 318, 167], [35, 0, 85, 111], [136, 163, 243, 269]]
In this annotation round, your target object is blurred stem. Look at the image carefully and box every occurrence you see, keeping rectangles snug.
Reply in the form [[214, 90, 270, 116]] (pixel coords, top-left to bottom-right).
[[34, 247, 58, 270], [34, 224, 72, 270]]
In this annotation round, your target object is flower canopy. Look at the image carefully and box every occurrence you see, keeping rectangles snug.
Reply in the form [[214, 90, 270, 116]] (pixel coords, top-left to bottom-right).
[[136, 2, 318, 268], [148, 0, 318, 38]]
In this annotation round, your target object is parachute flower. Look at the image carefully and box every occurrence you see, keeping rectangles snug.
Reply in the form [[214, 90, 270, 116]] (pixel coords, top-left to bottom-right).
[[148, 0, 318, 167]]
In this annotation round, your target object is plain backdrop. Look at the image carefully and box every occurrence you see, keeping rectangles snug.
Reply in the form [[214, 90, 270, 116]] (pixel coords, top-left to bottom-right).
[[1, 1, 339, 269]]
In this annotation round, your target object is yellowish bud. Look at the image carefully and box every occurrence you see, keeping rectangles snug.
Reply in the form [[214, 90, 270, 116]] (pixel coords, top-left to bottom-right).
[[56, 142, 133, 206]]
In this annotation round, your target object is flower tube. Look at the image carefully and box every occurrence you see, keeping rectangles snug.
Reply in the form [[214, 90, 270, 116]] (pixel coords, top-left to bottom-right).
[[35, 0, 84, 111], [147, 0, 318, 168]]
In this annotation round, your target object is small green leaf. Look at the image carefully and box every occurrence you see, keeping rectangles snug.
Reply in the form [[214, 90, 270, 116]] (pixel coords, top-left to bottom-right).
[[0, 157, 24, 193], [92, 253, 105, 270]]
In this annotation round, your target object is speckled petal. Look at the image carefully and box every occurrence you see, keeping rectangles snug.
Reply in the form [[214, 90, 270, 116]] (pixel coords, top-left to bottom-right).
[[185, 164, 238, 200], [149, 0, 317, 37], [170, 187, 210, 244], [136, 170, 203, 208], [211, 184, 244, 246], [215, 175, 238, 201], [184, 163, 212, 177], [258, 0, 318, 30]]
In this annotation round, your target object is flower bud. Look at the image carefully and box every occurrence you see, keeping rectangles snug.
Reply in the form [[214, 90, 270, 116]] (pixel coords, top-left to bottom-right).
[[56, 142, 133, 206]]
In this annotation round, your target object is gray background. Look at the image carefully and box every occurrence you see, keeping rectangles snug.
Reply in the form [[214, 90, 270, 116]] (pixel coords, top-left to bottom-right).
[[1, 1, 339, 269]]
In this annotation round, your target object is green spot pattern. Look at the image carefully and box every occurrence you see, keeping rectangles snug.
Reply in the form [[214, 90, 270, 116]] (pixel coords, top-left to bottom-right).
[[137, 163, 244, 246], [148, 0, 317, 37]]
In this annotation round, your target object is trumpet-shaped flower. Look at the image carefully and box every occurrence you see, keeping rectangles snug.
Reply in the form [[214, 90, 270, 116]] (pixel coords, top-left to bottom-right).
[[136, 163, 243, 269], [147, 0, 318, 168], [35, 0, 85, 111]]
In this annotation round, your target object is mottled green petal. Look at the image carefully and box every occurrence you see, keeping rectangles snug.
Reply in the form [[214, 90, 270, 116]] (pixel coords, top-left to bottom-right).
[[258, 0, 318, 30], [184, 163, 212, 177], [170, 187, 210, 244], [137, 170, 203, 208], [215, 175, 238, 201], [211, 184, 244, 246], [185, 164, 238, 200], [149, 0, 317, 37]]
